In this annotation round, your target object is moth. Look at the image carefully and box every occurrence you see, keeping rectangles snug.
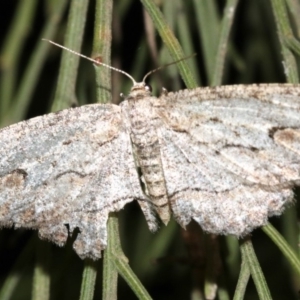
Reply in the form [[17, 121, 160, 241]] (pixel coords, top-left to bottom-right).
[[1, 41, 299, 259]]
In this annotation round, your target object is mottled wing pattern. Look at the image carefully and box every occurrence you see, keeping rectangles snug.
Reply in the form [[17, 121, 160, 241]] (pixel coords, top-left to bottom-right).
[[155, 84, 300, 236], [0, 104, 147, 259]]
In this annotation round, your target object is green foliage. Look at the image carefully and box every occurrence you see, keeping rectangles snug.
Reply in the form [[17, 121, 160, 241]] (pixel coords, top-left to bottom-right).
[[0, 0, 300, 299]]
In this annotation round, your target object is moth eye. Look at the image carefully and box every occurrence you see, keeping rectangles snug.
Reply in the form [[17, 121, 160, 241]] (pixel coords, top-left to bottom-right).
[[145, 85, 152, 92]]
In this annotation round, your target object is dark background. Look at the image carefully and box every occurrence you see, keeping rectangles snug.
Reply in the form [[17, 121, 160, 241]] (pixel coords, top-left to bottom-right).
[[0, 1, 299, 299]]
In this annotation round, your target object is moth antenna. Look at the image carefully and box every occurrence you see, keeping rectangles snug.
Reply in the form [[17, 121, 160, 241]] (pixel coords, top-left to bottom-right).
[[42, 39, 137, 85], [142, 53, 197, 83]]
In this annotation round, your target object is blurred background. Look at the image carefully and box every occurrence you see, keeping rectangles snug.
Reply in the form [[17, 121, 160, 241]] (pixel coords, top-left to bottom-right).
[[0, 0, 299, 299]]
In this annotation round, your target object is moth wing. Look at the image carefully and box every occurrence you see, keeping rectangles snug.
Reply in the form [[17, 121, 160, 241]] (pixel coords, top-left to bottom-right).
[[0, 104, 146, 259], [155, 84, 300, 235]]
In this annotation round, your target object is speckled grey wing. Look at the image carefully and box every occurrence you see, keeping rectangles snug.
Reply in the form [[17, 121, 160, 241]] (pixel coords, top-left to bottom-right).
[[155, 84, 300, 236], [0, 104, 147, 259]]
